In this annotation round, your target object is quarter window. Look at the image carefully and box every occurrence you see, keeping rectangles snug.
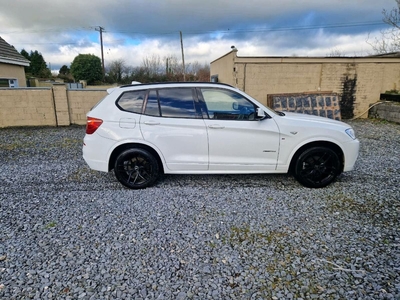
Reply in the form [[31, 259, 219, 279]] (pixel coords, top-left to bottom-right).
[[117, 90, 146, 113]]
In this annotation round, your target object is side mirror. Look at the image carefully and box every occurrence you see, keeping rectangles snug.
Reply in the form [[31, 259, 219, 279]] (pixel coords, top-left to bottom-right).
[[232, 102, 239, 110], [256, 108, 267, 120]]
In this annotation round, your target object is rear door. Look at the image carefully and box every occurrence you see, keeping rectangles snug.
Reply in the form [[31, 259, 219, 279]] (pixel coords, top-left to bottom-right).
[[140, 88, 209, 171]]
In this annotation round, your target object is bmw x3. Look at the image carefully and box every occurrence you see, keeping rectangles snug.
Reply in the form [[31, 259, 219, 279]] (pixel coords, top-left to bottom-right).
[[83, 82, 359, 189]]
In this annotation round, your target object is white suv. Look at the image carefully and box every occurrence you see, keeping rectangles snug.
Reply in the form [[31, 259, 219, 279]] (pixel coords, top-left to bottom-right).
[[83, 82, 359, 189]]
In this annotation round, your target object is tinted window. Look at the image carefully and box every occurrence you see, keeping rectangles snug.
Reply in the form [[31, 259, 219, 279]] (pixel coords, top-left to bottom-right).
[[158, 88, 196, 118], [201, 88, 256, 120], [117, 90, 146, 113], [145, 90, 161, 117]]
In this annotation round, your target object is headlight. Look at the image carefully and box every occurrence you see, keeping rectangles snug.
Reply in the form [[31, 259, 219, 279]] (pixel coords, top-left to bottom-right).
[[345, 128, 356, 140]]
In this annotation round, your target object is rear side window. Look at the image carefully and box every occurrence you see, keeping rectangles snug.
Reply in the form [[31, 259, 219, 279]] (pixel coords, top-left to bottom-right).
[[145, 90, 161, 117], [116, 90, 146, 113], [144, 88, 197, 119]]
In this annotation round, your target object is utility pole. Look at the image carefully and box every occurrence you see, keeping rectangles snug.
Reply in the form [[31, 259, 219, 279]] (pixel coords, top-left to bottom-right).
[[95, 26, 105, 81], [180, 31, 186, 81]]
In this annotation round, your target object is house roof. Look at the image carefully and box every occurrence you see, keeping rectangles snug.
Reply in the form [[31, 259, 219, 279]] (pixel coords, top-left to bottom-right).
[[369, 52, 400, 57], [0, 36, 30, 67]]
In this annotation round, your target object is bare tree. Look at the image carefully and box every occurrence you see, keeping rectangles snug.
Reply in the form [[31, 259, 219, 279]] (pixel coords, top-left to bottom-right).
[[188, 61, 210, 81], [141, 54, 163, 77], [164, 55, 182, 75], [327, 48, 346, 57], [368, 0, 400, 54], [106, 59, 126, 83], [383, 0, 400, 29]]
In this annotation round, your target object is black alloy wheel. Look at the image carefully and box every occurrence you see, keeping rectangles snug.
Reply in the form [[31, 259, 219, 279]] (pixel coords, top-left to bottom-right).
[[114, 148, 159, 189], [294, 146, 341, 188]]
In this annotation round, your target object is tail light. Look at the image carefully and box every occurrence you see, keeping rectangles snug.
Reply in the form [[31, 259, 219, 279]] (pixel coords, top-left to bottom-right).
[[86, 117, 103, 134]]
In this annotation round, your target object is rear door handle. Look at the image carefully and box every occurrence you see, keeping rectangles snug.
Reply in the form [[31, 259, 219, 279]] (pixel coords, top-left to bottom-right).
[[208, 124, 225, 129], [144, 121, 160, 125]]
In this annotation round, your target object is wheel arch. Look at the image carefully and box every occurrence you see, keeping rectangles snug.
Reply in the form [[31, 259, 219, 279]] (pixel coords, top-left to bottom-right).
[[288, 141, 344, 174], [108, 143, 165, 174]]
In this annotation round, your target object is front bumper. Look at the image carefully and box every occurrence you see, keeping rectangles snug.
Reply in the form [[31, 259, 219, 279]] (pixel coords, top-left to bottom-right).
[[342, 138, 360, 172]]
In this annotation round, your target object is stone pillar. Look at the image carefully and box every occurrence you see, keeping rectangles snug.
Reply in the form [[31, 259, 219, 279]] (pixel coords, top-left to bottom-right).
[[52, 83, 70, 126]]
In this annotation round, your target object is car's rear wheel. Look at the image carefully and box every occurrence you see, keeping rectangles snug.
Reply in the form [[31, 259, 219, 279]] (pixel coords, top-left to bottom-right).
[[294, 146, 341, 188], [114, 148, 159, 189]]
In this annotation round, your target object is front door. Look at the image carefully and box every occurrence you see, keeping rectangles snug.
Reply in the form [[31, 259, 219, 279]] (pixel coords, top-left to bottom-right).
[[199, 88, 280, 171]]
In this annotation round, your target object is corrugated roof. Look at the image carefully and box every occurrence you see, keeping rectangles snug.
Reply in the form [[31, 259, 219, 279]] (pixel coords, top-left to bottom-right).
[[0, 36, 30, 66]]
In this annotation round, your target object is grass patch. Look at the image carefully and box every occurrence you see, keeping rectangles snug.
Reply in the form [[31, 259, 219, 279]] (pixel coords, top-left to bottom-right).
[[224, 225, 287, 247], [61, 137, 81, 148]]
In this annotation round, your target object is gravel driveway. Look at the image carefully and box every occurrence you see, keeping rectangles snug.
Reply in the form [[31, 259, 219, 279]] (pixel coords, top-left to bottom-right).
[[0, 119, 399, 299]]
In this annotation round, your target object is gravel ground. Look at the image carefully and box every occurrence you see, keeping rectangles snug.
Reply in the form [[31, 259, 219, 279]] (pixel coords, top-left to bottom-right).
[[0, 119, 399, 300]]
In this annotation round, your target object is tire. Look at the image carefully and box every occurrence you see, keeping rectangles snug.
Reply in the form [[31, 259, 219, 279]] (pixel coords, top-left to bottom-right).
[[114, 148, 159, 189], [293, 146, 341, 188]]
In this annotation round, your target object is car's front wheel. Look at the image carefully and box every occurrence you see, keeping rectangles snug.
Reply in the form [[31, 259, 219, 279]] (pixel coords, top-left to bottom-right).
[[293, 146, 341, 188], [114, 148, 159, 189]]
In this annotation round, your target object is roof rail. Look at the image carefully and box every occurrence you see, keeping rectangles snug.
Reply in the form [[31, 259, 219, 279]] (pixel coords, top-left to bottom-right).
[[118, 81, 234, 89]]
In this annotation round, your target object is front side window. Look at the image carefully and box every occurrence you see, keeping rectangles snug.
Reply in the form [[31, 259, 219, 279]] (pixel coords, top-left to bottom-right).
[[201, 88, 256, 120], [117, 90, 146, 114], [158, 88, 197, 118]]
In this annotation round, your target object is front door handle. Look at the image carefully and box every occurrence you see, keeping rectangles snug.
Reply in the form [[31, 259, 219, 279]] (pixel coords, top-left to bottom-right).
[[208, 124, 225, 129]]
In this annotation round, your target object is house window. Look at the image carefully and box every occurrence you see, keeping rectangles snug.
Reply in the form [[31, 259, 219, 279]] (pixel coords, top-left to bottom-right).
[[210, 75, 218, 82], [0, 79, 9, 87], [0, 79, 18, 88]]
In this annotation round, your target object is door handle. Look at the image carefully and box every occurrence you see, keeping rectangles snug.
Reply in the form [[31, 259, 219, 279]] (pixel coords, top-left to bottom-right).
[[144, 121, 160, 125], [208, 125, 225, 129]]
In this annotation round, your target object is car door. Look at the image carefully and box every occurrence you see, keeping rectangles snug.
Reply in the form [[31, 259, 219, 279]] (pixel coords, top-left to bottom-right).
[[140, 88, 209, 171], [198, 87, 280, 171]]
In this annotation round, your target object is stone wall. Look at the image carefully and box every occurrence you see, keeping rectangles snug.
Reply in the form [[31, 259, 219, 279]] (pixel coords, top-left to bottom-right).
[[268, 93, 341, 120], [369, 102, 400, 123]]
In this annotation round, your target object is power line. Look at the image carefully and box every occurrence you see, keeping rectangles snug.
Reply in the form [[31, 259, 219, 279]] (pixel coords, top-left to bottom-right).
[[107, 20, 386, 35], [2, 20, 386, 36], [4, 20, 388, 47]]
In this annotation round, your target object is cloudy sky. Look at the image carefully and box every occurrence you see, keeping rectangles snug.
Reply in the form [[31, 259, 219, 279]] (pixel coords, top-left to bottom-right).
[[0, 0, 396, 72]]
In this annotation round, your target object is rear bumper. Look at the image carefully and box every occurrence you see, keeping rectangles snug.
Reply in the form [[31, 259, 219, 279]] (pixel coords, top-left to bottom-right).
[[82, 134, 114, 172]]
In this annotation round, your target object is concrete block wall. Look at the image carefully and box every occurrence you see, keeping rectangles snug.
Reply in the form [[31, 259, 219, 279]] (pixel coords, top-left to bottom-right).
[[237, 64, 322, 104], [211, 52, 400, 120], [68, 89, 107, 125], [0, 88, 56, 127], [0, 85, 107, 128]]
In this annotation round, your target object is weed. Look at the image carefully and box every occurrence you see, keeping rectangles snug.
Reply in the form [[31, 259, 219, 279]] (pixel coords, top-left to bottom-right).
[[44, 221, 57, 229]]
